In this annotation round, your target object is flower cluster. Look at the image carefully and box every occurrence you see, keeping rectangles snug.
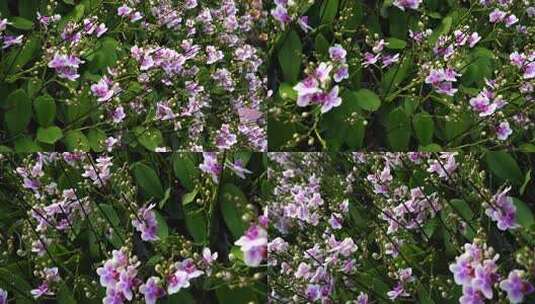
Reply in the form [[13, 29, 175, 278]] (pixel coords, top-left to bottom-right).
[[362, 39, 400, 69], [235, 222, 268, 267], [293, 44, 350, 113], [132, 203, 159, 242], [267, 152, 535, 303], [47, 53, 85, 81], [425, 68, 462, 96]]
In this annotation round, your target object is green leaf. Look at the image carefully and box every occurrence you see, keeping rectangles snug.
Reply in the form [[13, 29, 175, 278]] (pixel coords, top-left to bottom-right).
[[344, 118, 366, 150], [278, 83, 297, 100], [172, 154, 200, 191], [278, 30, 302, 83], [182, 189, 198, 206], [134, 126, 164, 151], [413, 111, 434, 145], [14, 136, 41, 152], [320, 0, 339, 25], [388, 7, 409, 39], [87, 128, 107, 152], [37, 126, 63, 144], [1, 34, 40, 74], [386, 37, 407, 49], [133, 162, 164, 199], [9, 17, 33, 30], [519, 169, 531, 195], [63, 130, 90, 151], [382, 55, 413, 97], [315, 33, 330, 56], [158, 188, 172, 209], [512, 198, 535, 230], [0, 267, 32, 304], [184, 208, 207, 243], [428, 16, 452, 45], [165, 290, 196, 304], [485, 151, 523, 186], [450, 199, 474, 221], [57, 282, 77, 304], [100, 204, 120, 226], [216, 286, 258, 304], [462, 48, 495, 87], [18, 0, 39, 19], [386, 107, 410, 151], [34, 94, 56, 126], [154, 211, 169, 239], [58, 4, 85, 30], [219, 183, 249, 239], [417, 286, 436, 304], [520, 144, 535, 152], [26, 79, 43, 97], [353, 89, 381, 111], [4, 89, 32, 134]]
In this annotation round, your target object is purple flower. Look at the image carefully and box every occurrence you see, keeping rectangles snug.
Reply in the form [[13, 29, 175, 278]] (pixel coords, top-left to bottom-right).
[[0, 289, 6, 304], [333, 65, 349, 82], [329, 237, 357, 257], [510, 52, 526, 68], [305, 284, 321, 301], [488, 186, 519, 230], [294, 76, 320, 107], [0, 18, 9, 31], [425, 68, 460, 96], [314, 62, 333, 84], [117, 5, 132, 17], [206, 45, 224, 64], [382, 53, 400, 68], [319, 85, 342, 114], [116, 266, 138, 300], [225, 159, 252, 179], [139, 277, 164, 304], [489, 9, 506, 23], [48, 53, 84, 81], [496, 120, 513, 141], [297, 16, 313, 33], [202, 248, 218, 265], [362, 52, 380, 67], [449, 255, 473, 286], [167, 270, 190, 295], [31, 283, 52, 299], [95, 23, 108, 37], [132, 203, 159, 241], [467, 32, 481, 48], [387, 283, 409, 300], [37, 13, 60, 28], [97, 260, 119, 288], [111, 106, 126, 124], [499, 270, 535, 303], [459, 286, 484, 304], [524, 62, 535, 79], [504, 14, 518, 27], [103, 287, 125, 304], [271, 5, 291, 27], [91, 76, 119, 102], [472, 262, 496, 299], [393, 0, 422, 11], [235, 224, 268, 267], [427, 152, 458, 179], [215, 124, 237, 150], [469, 92, 497, 117], [329, 44, 347, 62], [2, 35, 23, 49], [199, 152, 222, 183], [357, 292, 368, 304]]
